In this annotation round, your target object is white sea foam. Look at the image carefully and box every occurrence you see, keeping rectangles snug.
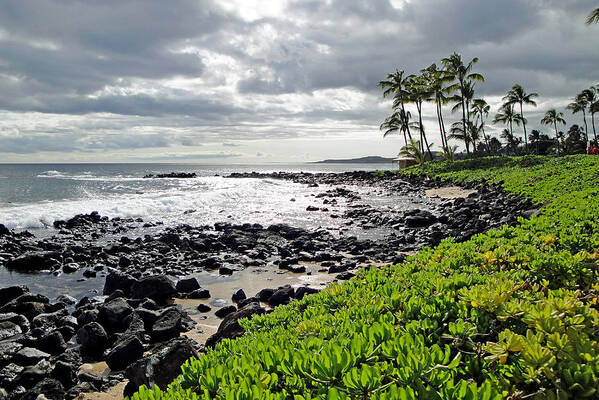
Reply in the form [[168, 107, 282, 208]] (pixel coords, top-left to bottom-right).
[[37, 170, 144, 182], [0, 177, 332, 230]]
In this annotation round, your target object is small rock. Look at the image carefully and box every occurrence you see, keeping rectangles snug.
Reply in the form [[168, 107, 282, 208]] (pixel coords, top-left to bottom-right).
[[196, 304, 211, 313], [231, 289, 246, 303]]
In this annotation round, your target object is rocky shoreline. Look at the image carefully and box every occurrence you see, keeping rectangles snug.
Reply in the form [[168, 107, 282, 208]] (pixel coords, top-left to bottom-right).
[[0, 171, 538, 399]]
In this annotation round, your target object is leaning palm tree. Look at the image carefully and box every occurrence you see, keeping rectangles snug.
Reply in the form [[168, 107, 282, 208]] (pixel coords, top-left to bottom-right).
[[567, 93, 590, 142], [378, 70, 413, 141], [470, 99, 491, 153], [541, 109, 567, 141], [380, 110, 412, 146], [504, 84, 538, 151], [399, 138, 426, 165], [587, 7, 599, 24], [441, 52, 484, 155]]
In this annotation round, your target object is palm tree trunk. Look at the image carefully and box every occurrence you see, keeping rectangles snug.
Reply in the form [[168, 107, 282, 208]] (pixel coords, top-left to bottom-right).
[[510, 104, 515, 138], [436, 101, 445, 149], [480, 113, 490, 155], [417, 101, 433, 161], [520, 102, 528, 152], [439, 102, 447, 147], [401, 103, 412, 140], [554, 121, 560, 155], [466, 101, 476, 153], [460, 80, 470, 154], [582, 109, 589, 143], [592, 111, 597, 142]]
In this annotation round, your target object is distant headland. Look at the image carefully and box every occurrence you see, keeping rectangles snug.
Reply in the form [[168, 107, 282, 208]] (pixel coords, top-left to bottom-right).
[[313, 156, 393, 164]]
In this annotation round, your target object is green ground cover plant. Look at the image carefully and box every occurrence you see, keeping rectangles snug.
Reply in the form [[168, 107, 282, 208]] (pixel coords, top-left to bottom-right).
[[130, 155, 599, 400]]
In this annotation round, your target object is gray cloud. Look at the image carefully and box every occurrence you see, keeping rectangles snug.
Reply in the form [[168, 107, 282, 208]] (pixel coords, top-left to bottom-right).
[[0, 0, 598, 158]]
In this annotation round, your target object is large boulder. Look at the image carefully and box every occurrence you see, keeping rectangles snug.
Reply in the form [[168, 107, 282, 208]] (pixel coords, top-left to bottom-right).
[[5, 251, 61, 271], [0, 341, 23, 367], [405, 210, 437, 228], [98, 298, 133, 333], [13, 347, 50, 365], [0, 286, 29, 308], [103, 270, 137, 297], [267, 224, 307, 240], [23, 378, 65, 400], [77, 322, 108, 357], [131, 276, 176, 304], [0, 223, 10, 236], [124, 337, 199, 397], [205, 302, 266, 348], [106, 335, 144, 371], [36, 331, 67, 355], [175, 277, 200, 293], [268, 286, 295, 307], [151, 307, 195, 341], [0, 321, 21, 341]]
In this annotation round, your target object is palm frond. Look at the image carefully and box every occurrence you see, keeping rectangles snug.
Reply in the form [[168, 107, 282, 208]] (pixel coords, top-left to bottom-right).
[[586, 7, 599, 24]]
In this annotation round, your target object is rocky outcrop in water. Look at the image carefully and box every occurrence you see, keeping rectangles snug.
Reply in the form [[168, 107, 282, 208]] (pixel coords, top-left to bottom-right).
[[143, 172, 197, 179]]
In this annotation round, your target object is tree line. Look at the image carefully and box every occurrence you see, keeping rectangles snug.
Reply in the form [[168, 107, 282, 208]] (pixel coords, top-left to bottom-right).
[[378, 8, 599, 162]]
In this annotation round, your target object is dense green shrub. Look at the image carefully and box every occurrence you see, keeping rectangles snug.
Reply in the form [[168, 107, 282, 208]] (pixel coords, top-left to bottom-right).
[[130, 155, 599, 400]]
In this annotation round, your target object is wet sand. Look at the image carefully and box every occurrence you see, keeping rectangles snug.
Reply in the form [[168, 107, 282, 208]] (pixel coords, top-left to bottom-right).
[[425, 186, 476, 199]]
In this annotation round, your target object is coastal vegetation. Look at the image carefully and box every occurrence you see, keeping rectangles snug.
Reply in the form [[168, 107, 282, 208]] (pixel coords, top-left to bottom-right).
[[379, 54, 599, 159], [129, 154, 599, 399]]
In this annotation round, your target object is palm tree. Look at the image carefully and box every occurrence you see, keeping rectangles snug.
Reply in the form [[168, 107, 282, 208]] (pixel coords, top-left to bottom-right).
[[441, 144, 458, 162], [441, 52, 484, 155], [567, 93, 590, 142], [582, 86, 598, 141], [488, 137, 502, 155], [378, 70, 413, 141], [470, 99, 491, 153], [380, 110, 411, 146], [493, 103, 522, 140], [541, 109, 566, 142], [399, 138, 426, 165], [421, 63, 451, 149], [449, 81, 477, 152], [587, 7, 599, 24], [448, 120, 480, 153], [529, 129, 541, 154], [406, 74, 434, 161], [500, 128, 521, 155], [504, 84, 538, 151], [448, 121, 470, 149]]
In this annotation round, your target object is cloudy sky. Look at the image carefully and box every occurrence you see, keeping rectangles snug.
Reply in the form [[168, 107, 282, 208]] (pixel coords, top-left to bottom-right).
[[0, 0, 598, 163]]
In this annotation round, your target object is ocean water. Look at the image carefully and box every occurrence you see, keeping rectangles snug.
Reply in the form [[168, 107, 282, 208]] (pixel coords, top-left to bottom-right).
[[0, 163, 393, 232], [1, 163, 415, 300]]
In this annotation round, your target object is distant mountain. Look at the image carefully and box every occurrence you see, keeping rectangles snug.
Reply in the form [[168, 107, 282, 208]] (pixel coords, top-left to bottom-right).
[[314, 156, 394, 164]]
